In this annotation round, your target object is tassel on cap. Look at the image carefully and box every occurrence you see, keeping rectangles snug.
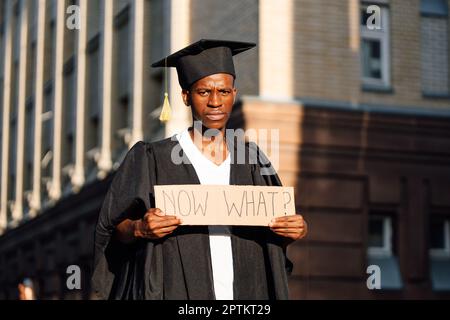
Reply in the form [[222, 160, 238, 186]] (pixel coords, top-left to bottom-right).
[[159, 57, 171, 122], [159, 93, 171, 122]]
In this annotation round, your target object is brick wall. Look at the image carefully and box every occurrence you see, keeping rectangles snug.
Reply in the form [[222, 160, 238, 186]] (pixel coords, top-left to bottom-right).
[[293, 0, 361, 103], [239, 97, 450, 299], [293, 0, 450, 110], [421, 17, 449, 95]]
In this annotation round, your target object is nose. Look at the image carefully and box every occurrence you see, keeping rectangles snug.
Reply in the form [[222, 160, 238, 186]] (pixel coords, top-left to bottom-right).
[[207, 90, 222, 108]]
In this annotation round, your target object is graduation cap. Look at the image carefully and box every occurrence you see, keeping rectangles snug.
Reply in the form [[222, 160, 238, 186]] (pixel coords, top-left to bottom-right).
[[151, 39, 256, 122]]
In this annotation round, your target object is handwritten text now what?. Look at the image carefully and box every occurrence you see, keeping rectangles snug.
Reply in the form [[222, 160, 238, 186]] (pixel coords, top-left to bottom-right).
[[155, 185, 295, 226]]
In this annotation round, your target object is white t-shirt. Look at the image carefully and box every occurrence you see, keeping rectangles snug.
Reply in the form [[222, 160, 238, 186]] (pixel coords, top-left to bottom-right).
[[176, 129, 234, 300]]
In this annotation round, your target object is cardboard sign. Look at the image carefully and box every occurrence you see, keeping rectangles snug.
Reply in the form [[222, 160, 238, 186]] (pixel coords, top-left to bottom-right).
[[154, 185, 295, 226]]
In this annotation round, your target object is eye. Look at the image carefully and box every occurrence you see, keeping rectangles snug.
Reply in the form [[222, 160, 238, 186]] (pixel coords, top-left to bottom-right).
[[220, 90, 231, 96], [197, 90, 210, 97]]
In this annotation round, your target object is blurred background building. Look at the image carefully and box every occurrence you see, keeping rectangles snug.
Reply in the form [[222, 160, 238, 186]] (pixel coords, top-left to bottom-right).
[[0, 0, 449, 299]]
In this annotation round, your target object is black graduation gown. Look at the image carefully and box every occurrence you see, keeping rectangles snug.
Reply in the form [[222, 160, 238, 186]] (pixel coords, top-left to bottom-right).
[[92, 136, 293, 300]]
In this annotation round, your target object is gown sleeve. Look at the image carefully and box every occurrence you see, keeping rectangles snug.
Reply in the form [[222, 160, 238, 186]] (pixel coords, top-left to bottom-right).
[[247, 141, 283, 187], [248, 142, 294, 299], [91, 141, 159, 299]]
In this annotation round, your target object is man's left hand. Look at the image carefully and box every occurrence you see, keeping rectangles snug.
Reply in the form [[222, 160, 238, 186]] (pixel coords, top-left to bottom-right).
[[269, 214, 307, 241]]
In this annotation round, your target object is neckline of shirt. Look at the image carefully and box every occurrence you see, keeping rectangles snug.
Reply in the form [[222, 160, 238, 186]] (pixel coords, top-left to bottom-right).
[[178, 128, 231, 169]]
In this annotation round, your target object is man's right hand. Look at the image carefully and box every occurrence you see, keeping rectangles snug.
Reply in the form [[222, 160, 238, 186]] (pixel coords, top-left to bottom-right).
[[133, 208, 182, 239]]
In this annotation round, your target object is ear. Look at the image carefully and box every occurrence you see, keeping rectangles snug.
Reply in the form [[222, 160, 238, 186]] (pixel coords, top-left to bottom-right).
[[232, 87, 237, 104], [181, 89, 190, 106]]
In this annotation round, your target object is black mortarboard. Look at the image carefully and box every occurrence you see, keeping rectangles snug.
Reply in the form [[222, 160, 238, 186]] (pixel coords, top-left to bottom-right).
[[151, 39, 256, 122], [152, 39, 256, 90]]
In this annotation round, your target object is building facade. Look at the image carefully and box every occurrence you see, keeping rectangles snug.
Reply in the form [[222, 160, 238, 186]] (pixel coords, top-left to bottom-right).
[[0, 0, 450, 299]]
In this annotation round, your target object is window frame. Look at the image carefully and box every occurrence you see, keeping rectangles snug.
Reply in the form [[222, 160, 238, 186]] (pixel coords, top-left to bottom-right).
[[430, 219, 450, 259], [368, 214, 393, 257], [360, 4, 391, 89]]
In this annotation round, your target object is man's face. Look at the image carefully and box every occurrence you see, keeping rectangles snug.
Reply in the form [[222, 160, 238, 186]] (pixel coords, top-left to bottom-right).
[[182, 73, 237, 130]]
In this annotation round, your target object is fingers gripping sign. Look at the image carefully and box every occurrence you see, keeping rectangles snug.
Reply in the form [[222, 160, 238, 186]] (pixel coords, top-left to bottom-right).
[[133, 208, 182, 239], [269, 214, 308, 241]]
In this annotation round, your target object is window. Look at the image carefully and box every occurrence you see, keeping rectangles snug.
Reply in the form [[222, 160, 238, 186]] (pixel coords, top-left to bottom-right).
[[367, 213, 403, 290], [12, 0, 20, 64], [87, 0, 101, 41], [24, 100, 35, 193], [0, 14, 4, 77], [7, 114, 17, 224], [8, 117, 17, 200], [8, 59, 19, 211], [0, 78, 2, 187], [27, 1, 38, 97], [28, 41, 37, 96], [429, 217, 450, 291], [420, 0, 449, 97], [62, 57, 76, 188], [360, 3, 391, 89], [368, 214, 393, 256], [421, 0, 448, 16], [41, 83, 54, 201], [112, 5, 131, 156], [23, 100, 35, 217], [86, 35, 101, 177], [430, 218, 450, 258], [44, 2, 56, 82], [63, 2, 76, 58], [0, 1, 5, 26], [115, 6, 130, 101]]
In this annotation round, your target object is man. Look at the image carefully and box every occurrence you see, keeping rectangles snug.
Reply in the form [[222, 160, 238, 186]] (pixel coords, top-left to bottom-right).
[[92, 39, 307, 300]]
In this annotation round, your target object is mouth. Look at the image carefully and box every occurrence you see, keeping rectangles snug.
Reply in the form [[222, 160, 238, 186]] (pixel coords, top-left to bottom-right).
[[205, 112, 226, 121]]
